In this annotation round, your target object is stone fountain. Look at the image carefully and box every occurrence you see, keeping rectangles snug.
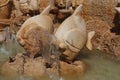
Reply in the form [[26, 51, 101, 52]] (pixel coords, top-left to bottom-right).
[[0, 0, 120, 80]]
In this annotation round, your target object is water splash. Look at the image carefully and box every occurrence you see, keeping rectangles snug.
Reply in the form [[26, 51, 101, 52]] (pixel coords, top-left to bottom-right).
[[41, 34, 62, 80], [27, 29, 62, 80], [46, 43, 61, 80], [0, 27, 24, 61]]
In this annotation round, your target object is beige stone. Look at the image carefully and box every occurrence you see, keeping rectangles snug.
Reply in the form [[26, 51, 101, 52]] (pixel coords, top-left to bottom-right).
[[1, 53, 25, 76], [46, 60, 86, 77], [115, 7, 120, 13], [24, 57, 46, 77], [55, 4, 95, 62], [16, 4, 54, 58], [1, 53, 46, 78], [60, 61, 85, 76]]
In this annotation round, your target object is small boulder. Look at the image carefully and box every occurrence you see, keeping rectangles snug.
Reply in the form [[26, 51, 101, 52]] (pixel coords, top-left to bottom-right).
[[60, 61, 85, 76]]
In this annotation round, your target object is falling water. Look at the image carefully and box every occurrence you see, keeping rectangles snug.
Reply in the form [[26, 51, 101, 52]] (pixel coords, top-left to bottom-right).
[[42, 35, 62, 80], [0, 27, 24, 61], [65, 0, 72, 10], [27, 30, 63, 80], [66, 0, 69, 10], [5, 27, 24, 55], [46, 43, 61, 80]]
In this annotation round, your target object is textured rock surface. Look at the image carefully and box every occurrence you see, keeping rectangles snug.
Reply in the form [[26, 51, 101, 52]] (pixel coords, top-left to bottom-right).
[[23, 57, 46, 77], [85, 16, 110, 48], [1, 53, 25, 76], [1, 53, 85, 78], [85, 16, 120, 57], [81, 0, 118, 27], [80, 0, 120, 57], [55, 0, 118, 27], [100, 32, 120, 57], [60, 61, 85, 76], [1, 53, 46, 77]]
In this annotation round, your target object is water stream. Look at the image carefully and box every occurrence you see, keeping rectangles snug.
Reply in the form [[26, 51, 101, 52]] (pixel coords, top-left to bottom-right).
[[65, 0, 69, 10]]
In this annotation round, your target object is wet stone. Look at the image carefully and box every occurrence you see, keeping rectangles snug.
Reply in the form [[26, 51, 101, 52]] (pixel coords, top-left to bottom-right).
[[1, 53, 86, 78]]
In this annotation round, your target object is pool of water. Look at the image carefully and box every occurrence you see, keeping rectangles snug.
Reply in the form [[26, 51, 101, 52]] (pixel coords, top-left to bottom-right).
[[0, 42, 120, 80], [78, 51, 120, 80]]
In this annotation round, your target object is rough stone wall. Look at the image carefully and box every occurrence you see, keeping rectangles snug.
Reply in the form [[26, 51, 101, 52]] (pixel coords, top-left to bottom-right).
[[101, 32, 120, 57], [85, 16, 120, 57], [79, 0, 120, 57], [81, 0, 118, 27]]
